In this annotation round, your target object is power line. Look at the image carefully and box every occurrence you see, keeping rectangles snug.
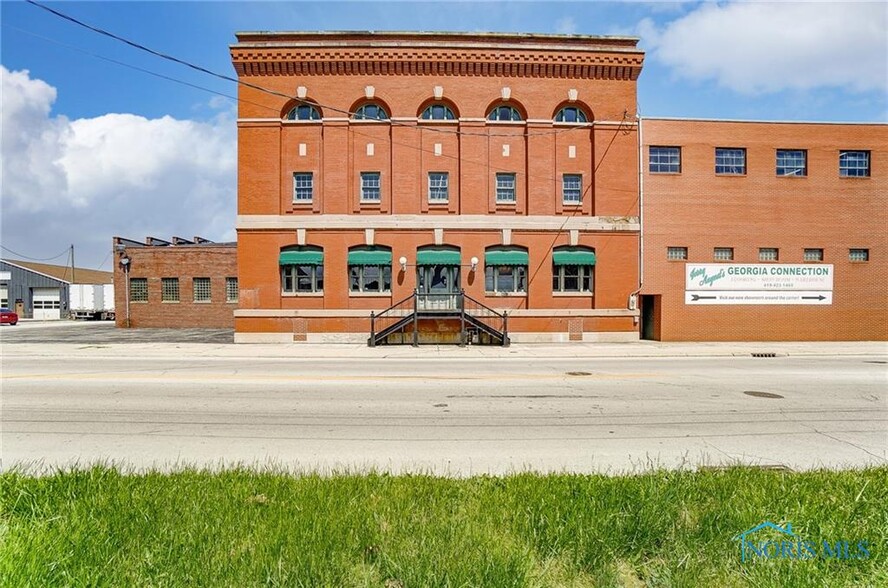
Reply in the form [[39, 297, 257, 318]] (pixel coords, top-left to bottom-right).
[[0, 245, 71, 262], [24, 0, 622, 140]]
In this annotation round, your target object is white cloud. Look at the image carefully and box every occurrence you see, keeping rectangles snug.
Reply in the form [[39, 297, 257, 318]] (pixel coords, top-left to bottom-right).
[[1, 66, 236, 268], [639, 1, 888, 94], [556, 16, 577, 35]]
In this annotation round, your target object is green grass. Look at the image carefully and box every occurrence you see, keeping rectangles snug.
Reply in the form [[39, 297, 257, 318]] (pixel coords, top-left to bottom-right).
[[1, 467, 886, 587]]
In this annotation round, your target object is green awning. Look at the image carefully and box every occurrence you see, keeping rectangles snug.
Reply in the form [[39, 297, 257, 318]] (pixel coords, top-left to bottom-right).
[[553, 248, 596, 266], [348, 248, 392, 265], [416, 248, 460, 265], [485, 249, 528, 266], [279, 250, 323, 265]]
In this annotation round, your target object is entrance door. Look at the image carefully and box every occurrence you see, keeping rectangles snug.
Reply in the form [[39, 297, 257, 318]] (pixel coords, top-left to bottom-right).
[[33, 287, 61, 320], [417, 265, 460, 311], [640, 294, 660, 340]]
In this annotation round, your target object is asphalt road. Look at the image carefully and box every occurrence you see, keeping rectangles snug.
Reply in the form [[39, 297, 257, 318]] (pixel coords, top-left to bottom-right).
[[0, 320, 233, 344], [3, 346, 886, 474]]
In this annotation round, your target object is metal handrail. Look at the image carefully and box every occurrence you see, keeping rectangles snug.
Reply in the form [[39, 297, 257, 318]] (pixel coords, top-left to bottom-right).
[[369, 290, 417, 347]]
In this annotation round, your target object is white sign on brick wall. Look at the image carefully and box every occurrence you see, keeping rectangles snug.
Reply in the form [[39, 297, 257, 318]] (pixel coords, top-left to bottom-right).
[[685, 264, 833, 305]]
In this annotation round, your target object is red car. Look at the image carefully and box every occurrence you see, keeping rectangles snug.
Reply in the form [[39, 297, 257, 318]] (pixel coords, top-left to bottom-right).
[[1, 308, 18, 326]]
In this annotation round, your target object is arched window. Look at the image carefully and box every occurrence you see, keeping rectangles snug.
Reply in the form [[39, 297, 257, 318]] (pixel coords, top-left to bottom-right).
[[279, 246, 324, 293], [487, 104, 523, 122], [420, 103, 456, 120], [552, 246, 595, 293], [554, 107, 588, 123], [484, 246, 528, 294], [285, 104, 321, 121], [353, 103, 389, 121], [348, 246, 392, 293]]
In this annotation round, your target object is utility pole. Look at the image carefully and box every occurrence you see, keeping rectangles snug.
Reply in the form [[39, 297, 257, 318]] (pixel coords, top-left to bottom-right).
[[70, 244, 76, 283]]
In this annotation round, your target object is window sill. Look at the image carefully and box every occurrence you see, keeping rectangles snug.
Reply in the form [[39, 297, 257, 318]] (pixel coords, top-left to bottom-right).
[[552, 291, 594, 297], [562, 202, 582, 207], [776, 174, 807, 178], [193, 300, 212, 304], [226, 300, 239, 304], [360, 200, 382, 205], [292, 200, 314, 206], [161, 301, 180, 304], [667, 259, 688, 262], [349, 291, 392, 297], [715, 173, 747, 177], [282, 120, 322, 125], [485, 292, 527, 297], [282, 292, 324, 297], [649, 171, 681, 175], [428, 201, 450, 206], [839, 175, 870, 179]]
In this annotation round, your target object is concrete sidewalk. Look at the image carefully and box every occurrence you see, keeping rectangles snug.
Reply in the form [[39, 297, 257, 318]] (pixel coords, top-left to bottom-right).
[[3, 339, 886, 360]]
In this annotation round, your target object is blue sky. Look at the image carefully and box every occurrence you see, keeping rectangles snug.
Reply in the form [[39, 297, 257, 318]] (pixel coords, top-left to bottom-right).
[[2, 1, 886, 268]]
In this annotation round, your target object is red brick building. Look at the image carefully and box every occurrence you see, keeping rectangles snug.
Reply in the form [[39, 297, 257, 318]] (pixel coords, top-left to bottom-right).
[[113, 236, 237, 328], [230, 31, 644, 343], [640, 119, 887, 341]]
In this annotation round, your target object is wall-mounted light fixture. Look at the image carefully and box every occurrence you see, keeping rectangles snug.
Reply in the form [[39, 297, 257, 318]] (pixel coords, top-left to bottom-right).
[[399, 256, 408, 272], [470, 256, 479, 272]]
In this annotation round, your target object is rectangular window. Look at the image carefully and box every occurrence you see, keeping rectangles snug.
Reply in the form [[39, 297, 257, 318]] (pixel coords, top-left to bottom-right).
[[484, 265, 527, 293], [225, 277, 238, 302], [193, 277, 211, 302], [804, 248, 824, 262], [161, 278, 179, 302], [293, 172, 313, 202], [776, 150, 807, 176], [839, 150, 870, 177], [714, 247, 734, 261], [349, 265, 392, 293], [360, 172, 381, 202], [495, 173, 516, 203], [649, 146, 681, 173], [428, 172, 449, 203], [282, 265, 323, 293], [562, 174, 582, 204], [552, 266, 594, 293], [849, 248, 869, 262], [715, 147, 746, 175], [667, 247, 688, 260], [130, 278, 148, 302], [759, 248, 779, 262]]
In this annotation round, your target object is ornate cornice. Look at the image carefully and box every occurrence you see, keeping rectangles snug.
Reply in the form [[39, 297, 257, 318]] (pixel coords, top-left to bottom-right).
[[231, 33, 644, 81]]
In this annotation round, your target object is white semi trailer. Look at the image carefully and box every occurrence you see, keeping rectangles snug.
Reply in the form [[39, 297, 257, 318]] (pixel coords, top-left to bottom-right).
[[69, 284, 115, 320]]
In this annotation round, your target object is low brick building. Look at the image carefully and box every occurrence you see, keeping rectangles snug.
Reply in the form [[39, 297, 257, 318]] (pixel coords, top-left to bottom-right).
[[113, 237, 238, 328], [640, 119, 887, 341]]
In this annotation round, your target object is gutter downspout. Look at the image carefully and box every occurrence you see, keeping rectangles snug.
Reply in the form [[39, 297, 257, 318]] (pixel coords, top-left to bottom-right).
[[629, 112, 644, 319]]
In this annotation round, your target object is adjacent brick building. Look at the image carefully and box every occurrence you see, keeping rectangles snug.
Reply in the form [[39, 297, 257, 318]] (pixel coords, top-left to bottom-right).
[[113, 236, 237, 328], [230, 31, 644, 343], [640, 119, 887, 341]]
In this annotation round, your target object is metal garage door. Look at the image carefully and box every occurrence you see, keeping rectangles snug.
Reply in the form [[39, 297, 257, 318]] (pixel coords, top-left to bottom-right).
[[33, 287, 61, 320]]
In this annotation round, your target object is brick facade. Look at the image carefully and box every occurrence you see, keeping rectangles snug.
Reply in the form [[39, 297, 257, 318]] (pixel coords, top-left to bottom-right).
[[113, 238, 237, 328], [641, 119, 887, 341], [231, 32, 644, 343]]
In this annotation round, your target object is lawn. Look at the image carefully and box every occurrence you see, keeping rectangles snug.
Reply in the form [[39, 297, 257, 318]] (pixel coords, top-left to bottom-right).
[[1, 466, 885, 587]]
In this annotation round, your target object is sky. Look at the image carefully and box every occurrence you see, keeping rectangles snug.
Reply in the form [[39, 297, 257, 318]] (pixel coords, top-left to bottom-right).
[[1, 0, 886, 270]]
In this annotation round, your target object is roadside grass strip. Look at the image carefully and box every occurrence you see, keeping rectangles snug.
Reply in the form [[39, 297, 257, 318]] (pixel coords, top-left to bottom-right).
[[1, 467, 885, 587]]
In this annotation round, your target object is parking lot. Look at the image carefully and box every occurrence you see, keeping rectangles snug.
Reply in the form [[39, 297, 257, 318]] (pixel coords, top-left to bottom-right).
[[0, 320, 233, 344]]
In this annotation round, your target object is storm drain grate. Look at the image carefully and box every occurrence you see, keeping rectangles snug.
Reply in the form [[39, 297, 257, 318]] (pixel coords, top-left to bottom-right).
[[751, 352, 777, 358], [743, 390, 784, 399]]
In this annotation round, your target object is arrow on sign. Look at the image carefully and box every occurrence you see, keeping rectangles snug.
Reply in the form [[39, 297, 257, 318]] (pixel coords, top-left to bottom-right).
[[691, 294, 717, 301], [802, 295, 826, 301]]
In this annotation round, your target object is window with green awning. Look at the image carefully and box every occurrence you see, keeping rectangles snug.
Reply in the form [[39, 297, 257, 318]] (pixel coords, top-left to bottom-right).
[[552, 247, 596, 266], [485, 248, 528, 266], [279, 248, 323, 266], [416, 248, 460, 265], [347, 247, 392, 266]]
